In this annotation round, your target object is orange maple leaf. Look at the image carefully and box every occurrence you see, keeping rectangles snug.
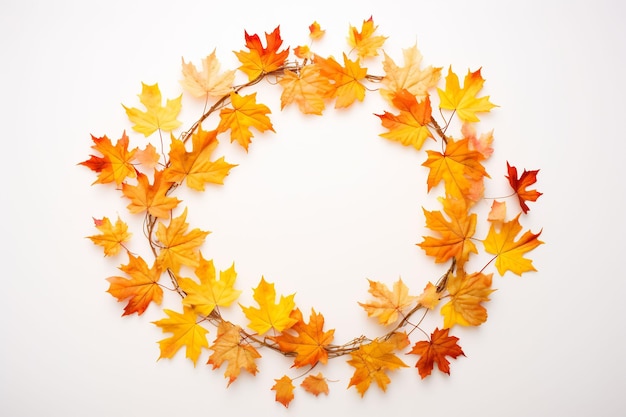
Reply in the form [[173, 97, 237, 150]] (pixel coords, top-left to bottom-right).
[[208, 321, 261, 386], [315, 53, 368, 108], [106, 253, 163, 316], [347, 16, 387, 59], [408, 327, 465, 379], [272, 375, 295, 408], [122, 170, 180, 219], [358, 278, 417, 326], [133, 143, 160, 171], [180, 51, 235, 98], [438, 67, 497, 122], [308, 21, 325, 40], [301, 373, 329, 397], [506, 162, 542, 214], [380, 45, 442, 103], [377, 89, 434, 150], [217, 92, 274, 151], [234, 26, 289, 81], [418, 197, 478, 266], [164, 127, 236, 191], [88, 216, 131, 256], [441, 270, 494, 327], [155, 208, 210, 274], [483, 214, 543, 276], [422, 137, 489, 203], [270, 308, 335, 368], [347, 334, 409, 396], [279, 64, 333, 115], [462, 122, 494, 159], [416, 282, 440, 310], [241, 277, 298, 335], [153, 306, 209, 366], [488, 200, 507, 225], [80, 132, 137, 185], [123, 83, 182, 137]]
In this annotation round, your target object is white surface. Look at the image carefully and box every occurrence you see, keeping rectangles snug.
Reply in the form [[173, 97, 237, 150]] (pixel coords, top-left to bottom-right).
[[1, 1, 624, 416]]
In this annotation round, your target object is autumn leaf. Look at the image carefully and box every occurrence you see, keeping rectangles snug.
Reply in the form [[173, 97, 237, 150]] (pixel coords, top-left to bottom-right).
[[416, 282, 440, 310], [272, 375, 295, 408], [279, 64, 333, 115], [180, 51, 235, 98], [441, 270, 494, 328], [178, 256, 242, 317], [80, 132, 137, 185], [347, 335, 409, 396], [315, 53, 367, 108], [358, 278, 417, 326], [163, 127, 236, 190], [438, 67, 497, 122], [155, 208, 210, 274], [301, 373, 329, 397], [153, 306, 209, 366], [106, 253, 163, 316], [241, 277, 298, 335], [217, 92, 274, 151], [270, 308, 335, 368], [408, 327, 465, 379], [422, 137, 489, 203], [123, 83, 182, 137], [488, 200, 507, 225], [506, 162, 542, 214], [483, 214, 543, 276], [122, 170, 180, 219], [208, 321, 261, 386], [418, 197, 478, 266], [88, 216, 131, 256], [308, 21, 325, 40], [380, 45, 442, 103], [234, 26, 289, 81], [347, 16, 387, 59], [133, 143, 160, 171], [377, 89, 434, 150], [462, 122, 494, 159]]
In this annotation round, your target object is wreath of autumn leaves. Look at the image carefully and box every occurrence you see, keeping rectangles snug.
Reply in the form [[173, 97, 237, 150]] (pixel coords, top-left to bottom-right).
[[80, 18, 543, 407]]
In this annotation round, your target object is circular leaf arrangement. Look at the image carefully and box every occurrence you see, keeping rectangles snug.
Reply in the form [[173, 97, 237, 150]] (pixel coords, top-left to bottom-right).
[[81, 18, 543, 407]]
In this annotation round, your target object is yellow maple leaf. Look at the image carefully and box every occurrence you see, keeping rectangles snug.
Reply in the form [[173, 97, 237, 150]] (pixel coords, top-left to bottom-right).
[[180, 51, 235, 98], [155, 208, 210, 274], [358, 278, 417, 326], [240, 277, 297, 335], [315, 53, 367, 108], [208, 321, 261, 386], [178, 255, 242, 317], [437, 67, 497, 122], [122, 170, 180, 219], [217, 92, 274, 151], [153, 306, 209, 366], [88, 216, 131, 256], [441, 270, 494, 327], [279, 64, 333, 115], [347, 16, 387, 59], [416, 282, 440, 310], [380, 45, 442, 103], [123, 82, 182, 137], [377, 89, 434, 150]]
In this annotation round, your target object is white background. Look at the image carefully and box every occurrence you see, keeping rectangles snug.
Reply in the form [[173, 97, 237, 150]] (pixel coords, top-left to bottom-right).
[[1, 0, 625, 416]]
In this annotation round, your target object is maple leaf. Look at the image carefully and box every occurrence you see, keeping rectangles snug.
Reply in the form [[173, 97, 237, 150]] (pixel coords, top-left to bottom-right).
[[217, 92, 274, 151], [377, 89, 434, 150], [272, 375, 295, 408], [234, 26, 289, 81], [178, 255, 242, 317], [163, 127, 236, 191], [153, 306, 209, 366], [88, 216, 131, 256], [279, 64, 333, 115], [506, 161, 542, 214], [301, 373, 329, 397], [441, 270, 494, 328], [488, 200, 507, 225], [133, 143, 160, 171], [315, 53, 367, 108], [155, 208, 210, 274], [308, 21, 325, 40], [418, 197, 478, 266], [80, 132, 137, 185], [462, 122, 494, 159], [122, 170, 180, 219], [123, 83, 182, 137], [438, 67, 497, 122], [106, 253, 163, 316], [180, 51, 235, 98], [408, 327, 465, 379], [483, 214, 543, 276], [422, 137, 489, 203], [270, 308, 335, 368], [358, 278, 418, 326], [380, 45, 442, 103], [208, 321, 261, 386], [416, 282, 440, 310], [294, 45, 312, 60], [241, 277, 298, 335], [347, 16, 387, 59]]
